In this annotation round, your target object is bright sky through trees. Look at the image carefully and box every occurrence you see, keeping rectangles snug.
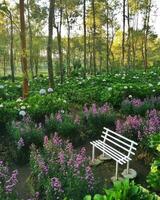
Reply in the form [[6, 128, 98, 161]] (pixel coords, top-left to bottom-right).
[[8, 0, 160, 37]]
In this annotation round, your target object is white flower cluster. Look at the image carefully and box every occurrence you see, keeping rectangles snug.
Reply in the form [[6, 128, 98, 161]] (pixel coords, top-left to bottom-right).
[[39, 89, 46, 95]]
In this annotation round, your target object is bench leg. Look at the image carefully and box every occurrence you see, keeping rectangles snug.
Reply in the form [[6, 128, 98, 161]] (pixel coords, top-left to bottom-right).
[[92, 145, 95, 161], [115, 161, 118, 180], [126, 161, 129, 174]]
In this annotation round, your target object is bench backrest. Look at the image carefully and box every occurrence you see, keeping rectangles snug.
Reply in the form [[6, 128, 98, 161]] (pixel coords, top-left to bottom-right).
[[101, 127, 138, 158]]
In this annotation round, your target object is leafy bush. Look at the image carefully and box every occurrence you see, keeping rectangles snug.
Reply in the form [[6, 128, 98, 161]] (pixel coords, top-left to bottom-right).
[[26, 93, 68, 122], [9, 116, 44, 164], [29, 134, 97, 200], [0, 161, 18, 200], [147, 143, 160, 192], [84, 179, 159, 200]]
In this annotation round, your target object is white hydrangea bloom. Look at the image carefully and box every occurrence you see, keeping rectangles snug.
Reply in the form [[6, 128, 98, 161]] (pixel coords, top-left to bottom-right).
[[39, 89, 46, 95], [48, 88, 53, 93], [19, 110, 26, 117], [128, 95, 132, 99]]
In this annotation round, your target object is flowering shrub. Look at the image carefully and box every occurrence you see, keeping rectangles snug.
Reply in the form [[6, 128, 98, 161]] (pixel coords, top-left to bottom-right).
[[116, 115, 143, 141], [9, 115, 44, 164], [144, 109, 160, 134], [44, 112, 82, 145], [121, 98, 151, 116], [0, 161, 18, 200], [29, 134, 96, 200], [83, 103, 116, 139], [116, 109, 160, 141]]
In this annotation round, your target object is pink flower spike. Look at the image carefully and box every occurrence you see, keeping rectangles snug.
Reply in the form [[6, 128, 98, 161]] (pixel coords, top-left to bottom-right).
[[44, 136, 49, 145]]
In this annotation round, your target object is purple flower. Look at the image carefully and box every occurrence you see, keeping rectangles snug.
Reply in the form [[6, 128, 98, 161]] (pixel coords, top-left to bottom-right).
[[55, 112, 62, 122], [51, 177, 63, 193], [131, 98, 143, 107], [52, 133, 62, 146], [145, 109, 160, 134], [17, 137, 25, 149], [85, 166, 94, 191], [58, 152, 65, 164], [116, 120, 124, 134], [91, 104, 97, 114], [5, 170, 18, 193]]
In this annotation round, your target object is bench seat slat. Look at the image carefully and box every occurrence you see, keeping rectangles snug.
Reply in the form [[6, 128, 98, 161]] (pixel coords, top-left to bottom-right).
[[91, 141, 125, 165], [96, 140, 128, 162], [101, 135, 135, 155], [91, 141, 130, 164], [97, 140, 131, 162], [103, 127, 138, 145], [102, 131, 137, 150]]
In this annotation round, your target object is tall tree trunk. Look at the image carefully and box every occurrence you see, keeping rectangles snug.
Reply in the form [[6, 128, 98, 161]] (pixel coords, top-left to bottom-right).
[[20, 0, 29, 98], [3, 54, 6, 77], [67, 15, 71, 76], [106, 1, 109, 72], [144, 0, 151, 71], [9, 11, 15, 82], [92, 0, 96, 75], [83, 0, 87, 78], [47, 0, 54, 87], [57, 3, 63, 84], [122, 0, 126, 67], [88, 32, 92, 74], [27, 0, 34, 79], [127, 0, 131, 68], [131, 31, 136, 67]]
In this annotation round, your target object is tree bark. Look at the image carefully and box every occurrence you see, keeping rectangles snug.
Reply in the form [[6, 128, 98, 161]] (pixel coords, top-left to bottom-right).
[[106, 1, 109, 72], [19, 0, 29, 98], [127, 0, 131, 68], [92, 0, 96, 75], [83, 0, 87, 78], [144, 0, 151, 71], [57, 2, 63, 84], [67, 15, 71, 76], [122, 0, 126, 67], [47, 0, 55, 87], [27, 0, 34, 79], [9, 11, 15, 82]]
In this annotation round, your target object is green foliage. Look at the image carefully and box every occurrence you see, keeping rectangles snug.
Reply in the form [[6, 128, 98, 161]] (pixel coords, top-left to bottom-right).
[[147, 158, 160, 191], [26, 93, 68, 122], [8, 116, 44, 164], [84, 179, 159, 200]]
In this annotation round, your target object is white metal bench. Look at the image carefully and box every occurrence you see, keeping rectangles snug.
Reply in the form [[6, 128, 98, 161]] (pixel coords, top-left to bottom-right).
[[90, 127, 138, 180]]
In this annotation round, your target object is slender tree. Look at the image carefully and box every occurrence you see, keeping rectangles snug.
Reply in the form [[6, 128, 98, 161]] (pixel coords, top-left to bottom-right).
[[47, 0, 55, 87], [91, 0, 96, 75], [122, 0, 126, 66], [26, 0, 34, 78], [106, 1, 109, 72], [19, 0, 29, 98], [127, 0, 131, 68], [83, 0, 87, 77], [143, 0, 152, 70]]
